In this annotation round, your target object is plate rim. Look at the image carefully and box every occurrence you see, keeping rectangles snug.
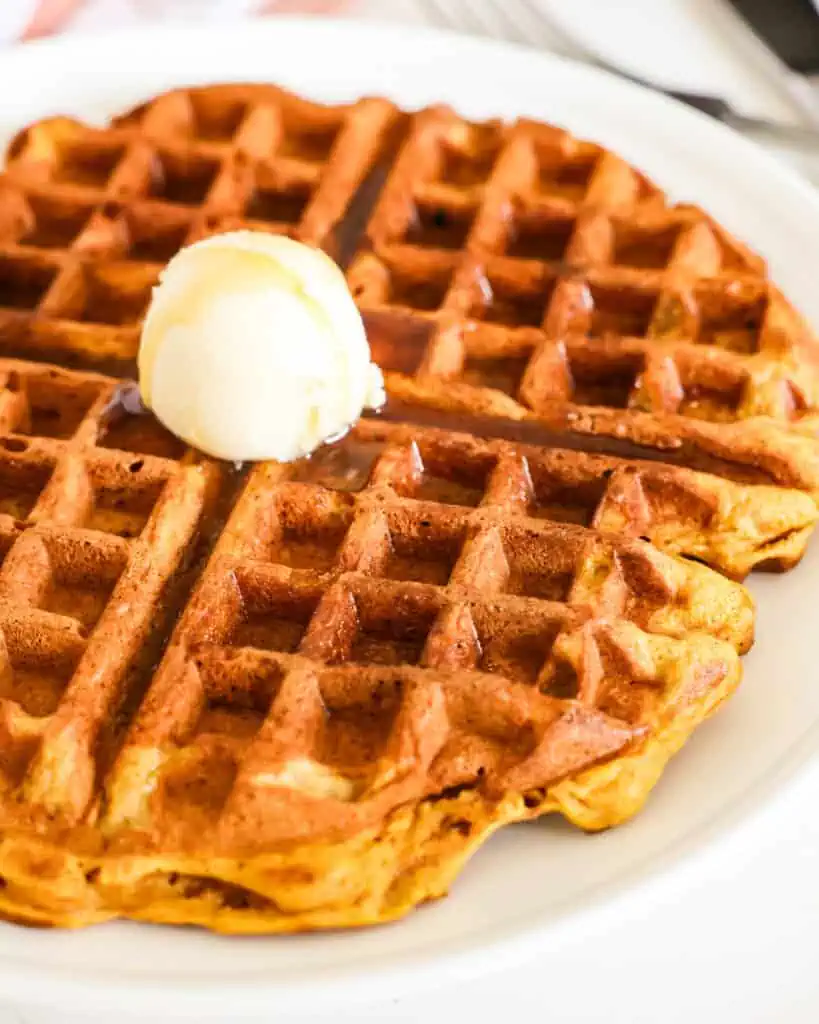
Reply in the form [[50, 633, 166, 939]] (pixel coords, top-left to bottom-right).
[[1, 15, 818, 1016]]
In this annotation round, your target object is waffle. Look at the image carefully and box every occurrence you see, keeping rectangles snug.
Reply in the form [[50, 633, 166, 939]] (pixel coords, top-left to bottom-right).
[[0, 84, 399, 374], [348, 106, 819, 495], [3, 88, 819, 489], [0, 83, 805, 933], [0, 414, 743, 931], [348, 419, 816, 579]]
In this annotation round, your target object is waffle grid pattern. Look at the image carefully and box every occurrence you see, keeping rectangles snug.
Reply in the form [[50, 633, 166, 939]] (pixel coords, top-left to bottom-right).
[[346, 420, 817, 578], [347, 106, 819, 491], [0, 362, 219, 820], [101, 417, 749, 849], [0, 85, 398, 371], [0, 83, 804, 932]]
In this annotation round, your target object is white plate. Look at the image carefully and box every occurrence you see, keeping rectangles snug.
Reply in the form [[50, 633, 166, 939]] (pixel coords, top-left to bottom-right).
[[1, 17, 819, 1020]]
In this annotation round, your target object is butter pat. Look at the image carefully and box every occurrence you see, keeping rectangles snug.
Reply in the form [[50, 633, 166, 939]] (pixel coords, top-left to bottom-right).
[[138, 232, 384, 462]]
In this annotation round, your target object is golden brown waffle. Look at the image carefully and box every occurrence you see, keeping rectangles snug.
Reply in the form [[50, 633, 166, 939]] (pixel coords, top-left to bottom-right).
[[0, 84, 399, 373], [0, 360, 222, 809], [349, 419, 817, 579], [0, 83, 804, 934], [347, 106, 819, 494], [0, 415, 743, 931], [2, 88, 818, 489]]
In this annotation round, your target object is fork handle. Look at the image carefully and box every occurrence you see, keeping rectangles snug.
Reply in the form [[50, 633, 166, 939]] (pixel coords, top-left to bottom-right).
[[665, 89, 734, 119], [599, 61, 735, 119], [616, 67, 819, 146], [668, 88, 819, 148]]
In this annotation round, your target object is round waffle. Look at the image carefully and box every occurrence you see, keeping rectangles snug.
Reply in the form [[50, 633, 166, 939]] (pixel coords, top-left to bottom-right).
[[0, 83, 811, 932]]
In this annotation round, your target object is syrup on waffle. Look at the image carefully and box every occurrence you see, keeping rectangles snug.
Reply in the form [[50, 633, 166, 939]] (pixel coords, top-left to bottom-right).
[[351, 419, 817, 579], [0, 83, 808, 933]]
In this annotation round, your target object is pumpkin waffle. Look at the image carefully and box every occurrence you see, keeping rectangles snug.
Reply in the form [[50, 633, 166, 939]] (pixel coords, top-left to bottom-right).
[[0, 84, 399, 374], [0, 411, 744, 931], [0, 83, 804, 934], [352, 418, 816, 579], [0, 87, 816, 562], [348, 105, 819, 495], [1, 88, 818, 489]]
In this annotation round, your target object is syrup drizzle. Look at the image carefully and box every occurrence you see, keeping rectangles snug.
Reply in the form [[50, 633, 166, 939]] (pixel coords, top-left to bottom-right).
[[371, 401, 777, 487]]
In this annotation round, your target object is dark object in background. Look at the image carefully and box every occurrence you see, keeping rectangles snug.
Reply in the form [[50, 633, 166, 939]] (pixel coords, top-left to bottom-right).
[[729, 0, 819, 73]]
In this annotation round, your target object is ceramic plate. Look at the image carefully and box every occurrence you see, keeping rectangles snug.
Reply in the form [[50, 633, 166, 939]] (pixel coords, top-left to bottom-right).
[[0, 17, 818, 1018]]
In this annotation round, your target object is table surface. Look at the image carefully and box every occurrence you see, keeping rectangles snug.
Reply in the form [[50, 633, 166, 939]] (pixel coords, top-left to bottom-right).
[[3, 2, 819, 1021]]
